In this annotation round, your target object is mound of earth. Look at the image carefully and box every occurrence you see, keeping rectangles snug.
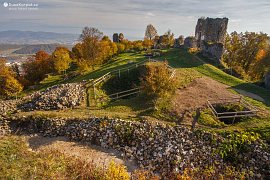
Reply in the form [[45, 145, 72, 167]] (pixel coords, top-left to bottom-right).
[[172, 77, 238, 121]]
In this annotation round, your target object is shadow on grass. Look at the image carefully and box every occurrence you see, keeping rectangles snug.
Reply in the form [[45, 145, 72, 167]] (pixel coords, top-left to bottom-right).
[[69, 53, 146, 82], [160, 48, 204, 68], [104, 95, 153, 113]]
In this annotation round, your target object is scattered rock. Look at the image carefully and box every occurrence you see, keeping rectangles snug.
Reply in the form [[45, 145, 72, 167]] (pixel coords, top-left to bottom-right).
[[3, 115, 270, 177]]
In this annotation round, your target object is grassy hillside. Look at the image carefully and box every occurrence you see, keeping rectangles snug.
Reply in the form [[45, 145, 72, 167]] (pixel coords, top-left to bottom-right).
[[161, 49, 270, 106], [18, 48, 270, 142]]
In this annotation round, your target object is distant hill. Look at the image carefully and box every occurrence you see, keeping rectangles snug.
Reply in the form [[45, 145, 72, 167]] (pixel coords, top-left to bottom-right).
[[13, 44, 73, 54], [0, 30, 79, 45]]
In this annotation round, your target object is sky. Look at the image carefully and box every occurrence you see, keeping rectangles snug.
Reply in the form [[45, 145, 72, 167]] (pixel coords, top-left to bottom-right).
[[0, 0, 270, 40]]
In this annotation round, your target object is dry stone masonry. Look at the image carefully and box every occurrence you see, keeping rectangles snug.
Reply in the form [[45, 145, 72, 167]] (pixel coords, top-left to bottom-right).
[[3, 116, 269, 178]]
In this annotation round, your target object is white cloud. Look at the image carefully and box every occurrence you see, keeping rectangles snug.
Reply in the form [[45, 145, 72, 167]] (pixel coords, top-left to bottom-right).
[[146, 12, 155, 17]]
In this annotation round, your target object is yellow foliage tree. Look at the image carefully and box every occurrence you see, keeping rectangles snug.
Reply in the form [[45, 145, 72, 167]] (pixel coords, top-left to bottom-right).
[[0, 58, 23, 98], [52, 47, 72, 74]]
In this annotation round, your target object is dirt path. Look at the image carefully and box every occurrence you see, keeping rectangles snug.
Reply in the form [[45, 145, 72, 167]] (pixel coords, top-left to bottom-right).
[[172, 77, 239, 123], [232, 88, 265, 102], [25, 135, 138, 172]]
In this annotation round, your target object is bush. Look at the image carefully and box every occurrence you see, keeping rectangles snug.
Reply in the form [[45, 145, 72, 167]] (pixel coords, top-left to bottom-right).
[[105, 161, 129, 180], [188, 48, 199, 54], [140, 62, 179, 110], [198, 110, 226, 128]]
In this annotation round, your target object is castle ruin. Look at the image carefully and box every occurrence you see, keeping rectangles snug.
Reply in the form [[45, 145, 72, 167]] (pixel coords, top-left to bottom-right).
[[195, 17, 229, 62]]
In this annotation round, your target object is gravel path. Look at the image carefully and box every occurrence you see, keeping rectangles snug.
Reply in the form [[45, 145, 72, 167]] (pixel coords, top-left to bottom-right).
[[25, 134, 138, 172]]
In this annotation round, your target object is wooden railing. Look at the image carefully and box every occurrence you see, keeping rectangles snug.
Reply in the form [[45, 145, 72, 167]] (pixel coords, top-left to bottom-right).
[[207, 96, 258, 120], [87, 58, 177, 106], [96, 87, 141, 103]]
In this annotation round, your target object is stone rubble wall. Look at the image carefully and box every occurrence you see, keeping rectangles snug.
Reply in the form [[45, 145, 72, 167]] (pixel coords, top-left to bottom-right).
[[0, 83, 85, 116], [0, 100, 21, 118], [1, 116, 269, 177]]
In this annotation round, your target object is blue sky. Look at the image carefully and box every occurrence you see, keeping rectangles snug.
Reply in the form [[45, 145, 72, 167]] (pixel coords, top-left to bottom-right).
[[0, 0, 270, 40]]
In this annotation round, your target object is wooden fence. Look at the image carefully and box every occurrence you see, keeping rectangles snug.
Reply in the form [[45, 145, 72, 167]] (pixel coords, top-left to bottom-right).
[[95, 87, 141, 104], [86, 58, 177, 106], [207, 96, 258, 119]]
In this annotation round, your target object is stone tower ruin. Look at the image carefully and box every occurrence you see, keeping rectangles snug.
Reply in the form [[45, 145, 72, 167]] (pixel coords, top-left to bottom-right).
[[195, 17, 229, 62], [113, 33, 119, 43]]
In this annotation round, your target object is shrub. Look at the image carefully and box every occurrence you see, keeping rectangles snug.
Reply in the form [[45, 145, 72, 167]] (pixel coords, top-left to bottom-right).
[[188, 48, 199, 54], [105, 161, 129, 180], [217, 132, 260, 164], [140, 62, 179, 110]]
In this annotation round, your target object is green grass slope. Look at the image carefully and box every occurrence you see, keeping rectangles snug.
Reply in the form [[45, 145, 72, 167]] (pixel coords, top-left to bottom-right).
[[161, 49, 270, 106]]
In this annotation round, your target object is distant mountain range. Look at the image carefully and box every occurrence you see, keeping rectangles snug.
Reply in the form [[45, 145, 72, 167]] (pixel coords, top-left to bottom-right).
[[0, 30, 79, 45], [13, 44, 73, 54]]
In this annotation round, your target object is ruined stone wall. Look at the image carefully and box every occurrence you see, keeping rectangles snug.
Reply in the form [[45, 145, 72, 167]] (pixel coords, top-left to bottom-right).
[[195, 17, 228, 63], [201, 42, 224, 61], [113, 33, 119, 43], [1, 116, 269, 177], [184, 37, 197, 48], [195, 17, 228, 45]]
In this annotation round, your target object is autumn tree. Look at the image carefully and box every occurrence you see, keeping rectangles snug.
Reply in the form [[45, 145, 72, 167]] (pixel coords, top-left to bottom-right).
[[133, 40, 144, 51], [72, 43, 83, 60], [0, 58, 23, 98], [223, 31, 270, 80], [80, 27, 103, 70], [23, 50, 53, 84], [145, 24, 158, 40], [117, 43, 125, 53], [99, 37, 118, 63], [51, 47, 72, 74], [143, 39, 153, 49], [161, 30, 174, 48]]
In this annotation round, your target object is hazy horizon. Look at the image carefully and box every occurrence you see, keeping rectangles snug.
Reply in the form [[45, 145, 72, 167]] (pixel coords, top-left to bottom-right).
[[1, 0, 270, 40]]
